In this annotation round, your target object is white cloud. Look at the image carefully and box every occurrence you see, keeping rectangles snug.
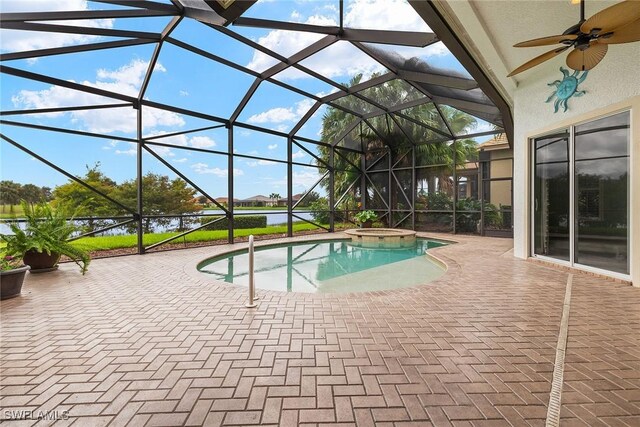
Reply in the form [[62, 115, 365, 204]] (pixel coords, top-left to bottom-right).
[[293, 170, 321, 190], [246, 19, 326, 75], [146, 133, 188, 147], [460, 120, 494, 136], [190, 136, 216, 148], [267, 144, 278, 150], [179, 90, 189, 97], [191, 162, 243, 177], [101, 140, 119, 150], [114, 142, 136, 156], [247, 99, 315, 127], [97, 60, 165, 90], [247, 107, 297, 124], [271, 170, 321, 190], [111, 141, 175, 158], [292, 150, 305, 159], [151, 145, 175, 157], [344, 0, 429, 32], [10, 59, 185, 134], [247, 159, 277, 167], [246, 0, 447, 81], [0, 0, 114, 53], [173, 158, 188, 163]]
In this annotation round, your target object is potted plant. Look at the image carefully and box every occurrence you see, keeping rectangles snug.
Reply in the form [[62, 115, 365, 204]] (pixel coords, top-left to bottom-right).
[[354, 210, 378, 228], [0, 253, 30, 300], [1, 201, 90, 274]]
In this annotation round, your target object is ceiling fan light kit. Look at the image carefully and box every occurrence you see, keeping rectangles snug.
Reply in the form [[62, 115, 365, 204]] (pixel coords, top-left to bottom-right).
[[507, 0, 640, 77]]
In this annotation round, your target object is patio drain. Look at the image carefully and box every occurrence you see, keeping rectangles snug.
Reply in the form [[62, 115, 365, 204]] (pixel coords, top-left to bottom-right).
[[546, 273, 573, 427]]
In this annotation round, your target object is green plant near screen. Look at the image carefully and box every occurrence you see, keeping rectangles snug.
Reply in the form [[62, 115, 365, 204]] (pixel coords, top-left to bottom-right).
[[354, 210, 378, 224], [1, 201, 90, 274]]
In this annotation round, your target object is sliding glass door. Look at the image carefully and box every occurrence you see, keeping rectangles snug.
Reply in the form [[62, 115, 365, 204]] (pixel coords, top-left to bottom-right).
[[574, 113, 630, 274], [533, 131, 570, 261], [532, 111, 630, 276]]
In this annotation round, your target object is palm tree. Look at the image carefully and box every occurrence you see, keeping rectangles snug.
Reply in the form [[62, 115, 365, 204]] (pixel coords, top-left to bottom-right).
[[316, 74, 481, 221], [269, 193, 280, 207]]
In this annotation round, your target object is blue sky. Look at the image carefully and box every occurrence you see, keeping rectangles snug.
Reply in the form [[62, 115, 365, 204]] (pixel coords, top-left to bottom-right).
[[1, 0, 493, 200]]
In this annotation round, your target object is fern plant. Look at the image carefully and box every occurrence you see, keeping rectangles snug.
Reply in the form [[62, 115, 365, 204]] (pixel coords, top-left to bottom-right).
[[1, 201, 90, 274]]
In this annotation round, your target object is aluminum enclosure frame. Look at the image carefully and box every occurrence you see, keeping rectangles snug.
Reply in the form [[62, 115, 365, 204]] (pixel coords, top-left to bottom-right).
[[0, 0, 513, 254]]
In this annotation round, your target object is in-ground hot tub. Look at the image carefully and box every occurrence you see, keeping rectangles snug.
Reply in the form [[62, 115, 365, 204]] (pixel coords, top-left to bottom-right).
[[344, 228, 417, 248]]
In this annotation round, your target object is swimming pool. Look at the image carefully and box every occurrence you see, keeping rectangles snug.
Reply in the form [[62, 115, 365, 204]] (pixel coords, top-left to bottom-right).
[[197, 238, 448, 293]]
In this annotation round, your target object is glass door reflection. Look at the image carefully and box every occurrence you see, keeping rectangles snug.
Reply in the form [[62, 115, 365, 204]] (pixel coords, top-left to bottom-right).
[[574, 112, 629, 274], [533, 131, 570, 261]]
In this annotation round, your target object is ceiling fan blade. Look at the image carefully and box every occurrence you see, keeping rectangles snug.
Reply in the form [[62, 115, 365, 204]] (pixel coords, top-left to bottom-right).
[[507, 46, 569, 77], [514, 34, 577, 47], [566, 42, 608, 71], [580, 0, 640, 35], [598, 18, 640, 44]]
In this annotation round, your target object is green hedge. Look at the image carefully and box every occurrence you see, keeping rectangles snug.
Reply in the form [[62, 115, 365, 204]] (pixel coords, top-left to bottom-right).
[[199, 215, 267, 230]]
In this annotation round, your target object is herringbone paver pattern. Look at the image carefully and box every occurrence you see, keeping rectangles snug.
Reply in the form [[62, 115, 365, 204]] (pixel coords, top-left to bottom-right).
[[559, 275, 640, 427], [0, 233, 638, 426]]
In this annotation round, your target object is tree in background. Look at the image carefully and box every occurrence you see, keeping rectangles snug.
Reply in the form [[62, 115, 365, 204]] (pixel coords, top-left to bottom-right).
[[0, 181, 22, 213], [269, 193, 280, 207], [21, 184, 47, 208], [52, 164, 120, 231], [112, 173, 200, 233], [317, 73, 481, 224], [49, 165, 201, 233], [1, 180, 53, 213], [298, 190, 320, 207]]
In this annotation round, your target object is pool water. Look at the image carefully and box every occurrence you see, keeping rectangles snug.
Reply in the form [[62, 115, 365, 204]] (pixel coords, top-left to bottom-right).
[[197, 239, 447, 293]]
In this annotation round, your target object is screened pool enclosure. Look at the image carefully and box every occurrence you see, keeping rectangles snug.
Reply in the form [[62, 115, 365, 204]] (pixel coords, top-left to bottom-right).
[[0, 0, 513, 254]]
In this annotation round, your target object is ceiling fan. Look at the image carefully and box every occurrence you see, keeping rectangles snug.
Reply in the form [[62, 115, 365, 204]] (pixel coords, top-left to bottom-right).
[[507, 0, 640, 77]]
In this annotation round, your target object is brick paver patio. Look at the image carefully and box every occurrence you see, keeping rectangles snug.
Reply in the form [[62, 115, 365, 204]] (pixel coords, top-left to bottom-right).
[[1, 233, 638, 426]]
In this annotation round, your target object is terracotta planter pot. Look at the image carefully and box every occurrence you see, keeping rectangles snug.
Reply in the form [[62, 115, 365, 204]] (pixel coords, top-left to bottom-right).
[[1, 265, 30, 300], [360, 220, 373, 229], [23, 250, 60, 273]]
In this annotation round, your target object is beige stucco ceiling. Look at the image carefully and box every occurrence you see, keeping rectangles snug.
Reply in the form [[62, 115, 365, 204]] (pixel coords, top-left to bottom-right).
[[436, 0, 631, 101]]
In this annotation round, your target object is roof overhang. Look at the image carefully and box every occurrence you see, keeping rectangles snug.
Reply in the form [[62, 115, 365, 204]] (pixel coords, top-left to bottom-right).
[[409, 0, 514, 146]]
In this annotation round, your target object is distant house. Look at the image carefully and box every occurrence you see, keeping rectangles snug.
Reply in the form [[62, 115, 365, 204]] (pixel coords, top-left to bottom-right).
[[214, 197, 240, 207], [478, 134, 512, 209], [237, 195, 274, 207], [273, 193, 304, 207], [455, 134, 512, 207], [235, 193, 307, 207]]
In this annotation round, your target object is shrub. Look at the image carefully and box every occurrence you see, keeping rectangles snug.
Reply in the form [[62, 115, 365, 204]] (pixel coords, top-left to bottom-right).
[[425, 192, 453, 211], [455, 198, 501, 232], [199, 215, 267, 230], [354, 210, 378, 224], [309, 198, 330, 224]]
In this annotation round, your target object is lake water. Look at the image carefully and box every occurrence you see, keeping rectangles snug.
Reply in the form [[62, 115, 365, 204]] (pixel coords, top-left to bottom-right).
[[0, 210, 314, 236]]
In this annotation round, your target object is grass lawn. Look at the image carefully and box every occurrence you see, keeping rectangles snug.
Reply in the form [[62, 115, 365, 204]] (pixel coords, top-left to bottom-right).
[[0, 204, 26, 218], [72, 222, 322, 251]]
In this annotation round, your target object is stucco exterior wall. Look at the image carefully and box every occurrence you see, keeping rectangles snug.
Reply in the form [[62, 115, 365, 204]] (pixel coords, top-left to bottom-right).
[[511, 45, 640, 285], [434, 0, 639, 284]]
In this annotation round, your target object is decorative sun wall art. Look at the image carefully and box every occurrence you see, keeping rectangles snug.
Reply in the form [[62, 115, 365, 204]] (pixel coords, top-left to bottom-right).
[[546, 67, 588, 113]]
